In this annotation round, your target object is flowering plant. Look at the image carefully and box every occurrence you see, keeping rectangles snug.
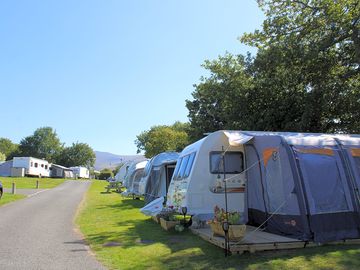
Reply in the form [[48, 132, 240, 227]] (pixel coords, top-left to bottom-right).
[[208, 205, 241, 225]]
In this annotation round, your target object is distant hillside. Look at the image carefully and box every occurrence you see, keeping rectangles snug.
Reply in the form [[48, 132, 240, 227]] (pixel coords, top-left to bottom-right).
[[94, 151, 144, 170]]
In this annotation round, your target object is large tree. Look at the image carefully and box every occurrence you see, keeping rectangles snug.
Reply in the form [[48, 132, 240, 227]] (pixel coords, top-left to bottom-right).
[[0, 138, 19, 160], [135, 122, 190, 158], [18, 127, 63, 162], [186, 0, 360, 139], [56, 142, 95, 168]]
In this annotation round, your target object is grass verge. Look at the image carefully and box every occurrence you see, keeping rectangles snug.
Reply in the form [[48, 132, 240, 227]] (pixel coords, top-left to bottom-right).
[[0, 192, 26, 206], [0, 177, 66, 189], [77, 180, 360, 270]]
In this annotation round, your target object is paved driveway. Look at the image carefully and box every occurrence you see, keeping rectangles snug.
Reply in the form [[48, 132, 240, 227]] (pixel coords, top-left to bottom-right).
[[0, 181, 106, 270], [4, 188, 47, 196]]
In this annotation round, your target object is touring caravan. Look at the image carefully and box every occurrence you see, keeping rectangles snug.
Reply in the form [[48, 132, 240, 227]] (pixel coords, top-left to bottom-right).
[[139, 152, 179, 204], [123, 160, 148, 196], [50, 164, 74, 178], [13, 157, 50, 177], [167, 130, 360, 243]]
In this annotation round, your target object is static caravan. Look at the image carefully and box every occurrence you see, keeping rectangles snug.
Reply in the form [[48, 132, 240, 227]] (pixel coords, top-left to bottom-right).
[[50, 164, 74, 178], [167, 130, 360, 243], [140, 152, 179, 204], [13, 157, 50, 177], [70, 166, 90, 179]]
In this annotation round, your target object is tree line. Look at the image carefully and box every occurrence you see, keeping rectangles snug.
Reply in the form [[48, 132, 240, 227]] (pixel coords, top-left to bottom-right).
[[136, 0, 360, 157], [0, 127, 95, 168]]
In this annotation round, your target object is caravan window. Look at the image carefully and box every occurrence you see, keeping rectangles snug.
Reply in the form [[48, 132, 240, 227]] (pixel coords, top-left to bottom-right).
[[35, 163, 38, 168], [173, 152, 196, 180], [184, 152, 196, 178], [31, 162, 33, 167], [177, 155, 190, 179], [45, 165, 48, 170], [210, 151, 244, 174]]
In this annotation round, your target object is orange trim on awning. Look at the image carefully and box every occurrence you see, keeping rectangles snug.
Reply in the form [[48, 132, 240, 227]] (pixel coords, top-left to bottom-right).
[[296, 148, 334, 156], [351, 148, 360, 157], [263, 148, 278, 167]]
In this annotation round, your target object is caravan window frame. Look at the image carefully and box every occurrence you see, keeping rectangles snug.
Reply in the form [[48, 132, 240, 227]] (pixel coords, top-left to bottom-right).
[[173, 152, 196, 181], [209, 151, 244, 174]]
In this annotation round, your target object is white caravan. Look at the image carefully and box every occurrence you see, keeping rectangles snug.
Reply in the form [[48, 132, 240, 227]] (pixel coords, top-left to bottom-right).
[[166, 131, 246, 219], [138, 152, 179, 204], [122, 160, 148, 196], [70, 166, 90, 179], [115, 160, 135, 183], [13, 157, 50, 177]]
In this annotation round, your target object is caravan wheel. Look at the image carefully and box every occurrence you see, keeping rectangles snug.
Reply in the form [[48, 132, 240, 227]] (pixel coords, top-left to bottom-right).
[[0, 190, 2, 199]]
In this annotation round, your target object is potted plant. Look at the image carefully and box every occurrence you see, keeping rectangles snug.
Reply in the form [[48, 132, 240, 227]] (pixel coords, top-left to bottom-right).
[[207, 206, 246, 241], [158, 208, 180, 231]]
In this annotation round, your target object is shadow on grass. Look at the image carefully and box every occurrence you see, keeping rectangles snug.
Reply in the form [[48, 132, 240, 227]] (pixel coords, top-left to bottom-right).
[[86, 197, 360, 270]]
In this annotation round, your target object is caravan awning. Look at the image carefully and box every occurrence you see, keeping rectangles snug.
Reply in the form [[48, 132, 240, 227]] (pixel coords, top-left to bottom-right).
[[224, 131, 253, 146]]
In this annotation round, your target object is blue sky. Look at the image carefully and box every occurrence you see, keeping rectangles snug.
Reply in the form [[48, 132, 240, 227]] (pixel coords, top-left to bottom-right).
[[0, 0, 264, 155]]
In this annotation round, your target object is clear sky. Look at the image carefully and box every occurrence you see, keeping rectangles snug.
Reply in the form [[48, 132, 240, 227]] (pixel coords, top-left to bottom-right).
[[0, 0, 264, 155]]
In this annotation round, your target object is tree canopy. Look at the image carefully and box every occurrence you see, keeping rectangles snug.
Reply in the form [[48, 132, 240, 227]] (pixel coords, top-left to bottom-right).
[[0, 138, 18, 160], [18, 127, 63, 163], [186, 0, 360, 140], [56, 142, 95, 168], [135, 122, 190, 158]]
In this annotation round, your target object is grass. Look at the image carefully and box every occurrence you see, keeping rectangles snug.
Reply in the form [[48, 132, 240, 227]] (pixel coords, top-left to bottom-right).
[[0, 177, 66, 189], [0, 192, 26, 206], [77, 180, 360, 270]]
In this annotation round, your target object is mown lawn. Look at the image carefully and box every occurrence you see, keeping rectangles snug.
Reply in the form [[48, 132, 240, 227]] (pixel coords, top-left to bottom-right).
[[0, 177, 66, 189], [77, 180, 360, 270], [0, 192, 26, 206]]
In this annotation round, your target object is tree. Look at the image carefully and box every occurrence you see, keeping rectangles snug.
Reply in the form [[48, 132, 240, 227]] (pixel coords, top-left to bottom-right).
[[135, 122, 190, 158], [18, 127, 63, 162], [0, 138, 19, 160], [186, 0, 360, 138], [56, 142, 95, 168], [241, 0, 360, 133], [99, 168, 113, 180], [0, 152, 5, 162]]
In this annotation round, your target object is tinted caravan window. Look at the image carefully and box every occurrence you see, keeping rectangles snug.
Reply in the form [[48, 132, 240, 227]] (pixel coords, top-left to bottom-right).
[[210, 152, 244, 174], [177, 155, 190, 179], [172, 157, 182, 180], [184, 152, 196, 178]]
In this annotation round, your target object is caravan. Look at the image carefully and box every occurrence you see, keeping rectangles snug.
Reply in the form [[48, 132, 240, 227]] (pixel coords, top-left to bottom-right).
[[122, 160, 148, 196], [138, 152, 179, 204], [167, 130, 360, 243], [13, 157, 50, 177]]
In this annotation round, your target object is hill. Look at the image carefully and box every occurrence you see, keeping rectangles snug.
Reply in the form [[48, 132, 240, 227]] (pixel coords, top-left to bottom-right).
[[94, 151, 144, 171]]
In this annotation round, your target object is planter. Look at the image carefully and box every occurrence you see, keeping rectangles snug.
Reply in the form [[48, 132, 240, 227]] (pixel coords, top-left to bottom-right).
[[209, 222, 246, 241], [152, 216, 160, 223], [160, 218, 179, 231]]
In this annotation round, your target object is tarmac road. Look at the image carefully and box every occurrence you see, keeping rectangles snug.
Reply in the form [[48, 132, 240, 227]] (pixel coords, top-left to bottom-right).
[[0, 181, 106, 270]]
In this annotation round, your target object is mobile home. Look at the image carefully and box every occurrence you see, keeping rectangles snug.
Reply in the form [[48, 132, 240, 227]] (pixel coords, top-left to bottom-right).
[[70, 166, 90, 179], [13, 157, 50, 177], [139, 152, 179, 204], [167, 130, 360, 243]]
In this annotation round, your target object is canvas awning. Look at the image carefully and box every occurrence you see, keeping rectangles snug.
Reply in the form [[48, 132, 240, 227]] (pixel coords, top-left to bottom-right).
[[223, 131, 253, 146]]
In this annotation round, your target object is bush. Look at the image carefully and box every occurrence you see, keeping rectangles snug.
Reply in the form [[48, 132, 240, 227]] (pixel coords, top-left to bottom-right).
[[98, 168, 113, 180]]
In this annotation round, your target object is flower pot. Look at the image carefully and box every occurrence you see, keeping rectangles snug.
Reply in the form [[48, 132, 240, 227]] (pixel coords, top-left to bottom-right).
[[160, 218, 179, 231], [209, 222, 246, 241], [152, 216, 160, 223]]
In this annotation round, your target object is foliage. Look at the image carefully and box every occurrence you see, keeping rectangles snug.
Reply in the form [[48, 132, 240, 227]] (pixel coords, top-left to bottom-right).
[[98, 168, 114, 180], [0, 138, 19, 160], [56, 142, 95, 168], [186, 0, 360, 140], [17, 127, 63, 163], [77, 181, 360, 270], [0, 152, 5, 162], [135, 122, 190, 158], [211, 205, 241, 225]]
